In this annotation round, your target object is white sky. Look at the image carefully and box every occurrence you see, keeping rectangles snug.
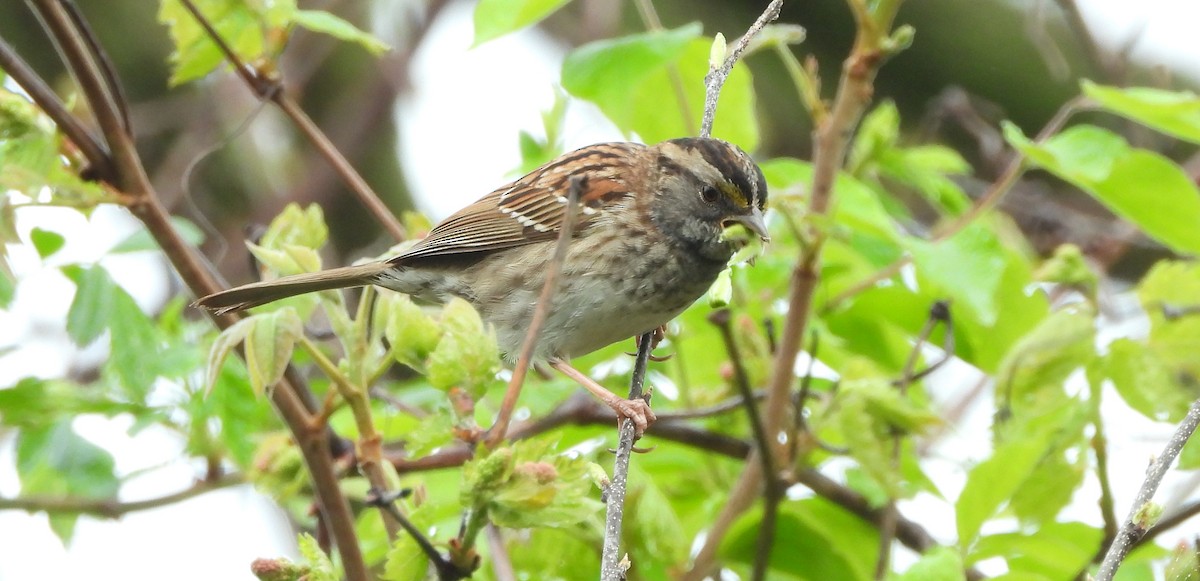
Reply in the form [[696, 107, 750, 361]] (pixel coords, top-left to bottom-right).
[[3, 0, 1200, 579]]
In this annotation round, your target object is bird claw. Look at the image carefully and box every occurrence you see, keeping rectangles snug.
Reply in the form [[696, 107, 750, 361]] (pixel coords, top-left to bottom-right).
[[609, 396, 656, 439]]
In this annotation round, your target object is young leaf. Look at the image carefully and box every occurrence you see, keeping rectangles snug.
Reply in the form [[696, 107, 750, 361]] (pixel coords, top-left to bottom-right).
[[473, 0, 571, 46], [29, 227, 64, 259], [244, 308, 304, 395], [297, 532, 339, 581], [64, 265, 117, 346], [894, 547, 965, 581], [563, 24, 759, 149], [1004, 122, 1200, 255], [293, 10, 389, 55], [1083, 81, 1200, 144]]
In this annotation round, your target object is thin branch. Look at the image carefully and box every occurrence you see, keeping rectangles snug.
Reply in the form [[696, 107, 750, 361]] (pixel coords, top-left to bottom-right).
[[601, 331, 654, 581], [1092, 412, 1119, 563], [485, 175, 586, 447], [1096, 397, 1200, 581], [710, 308, 778, 581], [367, 489, 472, 581], [485, 524, 517, 581], [876, 302, 947, 579], [0, 34, 113, 180], [299, 334, 401, 540], [700, 0, 784, 137], [175, 0, 407, 242], [0, 474, 242, 517]]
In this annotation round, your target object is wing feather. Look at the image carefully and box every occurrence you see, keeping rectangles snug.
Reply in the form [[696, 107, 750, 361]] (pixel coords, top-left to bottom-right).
[[392, 143, 643, 263]]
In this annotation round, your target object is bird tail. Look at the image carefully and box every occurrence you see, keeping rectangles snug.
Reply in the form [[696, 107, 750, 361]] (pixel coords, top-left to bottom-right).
[[193, 262, 392, 315]]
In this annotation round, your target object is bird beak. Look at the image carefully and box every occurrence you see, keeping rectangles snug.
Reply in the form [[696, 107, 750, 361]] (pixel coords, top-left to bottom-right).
[[725, 209, 770, 243]]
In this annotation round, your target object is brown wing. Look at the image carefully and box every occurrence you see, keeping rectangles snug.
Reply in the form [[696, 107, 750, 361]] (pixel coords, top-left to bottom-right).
[[392, 142, 644, 263]]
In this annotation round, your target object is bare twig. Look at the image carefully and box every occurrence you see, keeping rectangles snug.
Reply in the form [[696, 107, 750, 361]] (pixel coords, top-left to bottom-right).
[[1092, 413, 1119, 563], [175, 0, 407, 242], [710, 309, 779, 581], [0, 474, 242, 517], [1096, 398, 1200, 581], [485, 176, 587, 447], [485, 524, 517, 581], [876, 301, 948, 579], [700, 0, 784, 137], [601, 330, 655, 581], [366, 488, 472, 581]]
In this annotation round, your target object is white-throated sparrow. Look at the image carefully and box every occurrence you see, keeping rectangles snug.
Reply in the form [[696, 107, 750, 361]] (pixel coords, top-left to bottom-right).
[[196, 137, 769, 432]]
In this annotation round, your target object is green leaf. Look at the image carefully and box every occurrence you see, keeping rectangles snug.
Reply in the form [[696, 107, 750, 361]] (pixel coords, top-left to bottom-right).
[[473, 0, 571, 46], [244, 308, 303, 395], [1097, 339, 1193, 423], [159, 0, 264, 86], [107, 282, 164, 400], [894, 547, 965, 581], [563, 24, 759, 149], [1136, 260, 1200, 378], [259, 203, 328, 252], [297, 532, 338, 581], [16, 419, 118, 542], [65, 265, 117, 346], [1083, 81, 1200, 144], [110, 217, 205, 253], [993, 306, 1095, 407], [1004, 123, 1200, 255], [721, 498, 877, 580], [910, 223, 1007, 326], [205, 308, 302, 396], [29, 227, 64, 258], [426, 298, 499, 396], [293, 10, 389, 55], [969, 521, 1102, 579], [384, 293, 442, 370]]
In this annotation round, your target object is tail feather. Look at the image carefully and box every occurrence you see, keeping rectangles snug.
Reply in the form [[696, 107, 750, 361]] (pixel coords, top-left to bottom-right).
[[193, 262, 391, 315]]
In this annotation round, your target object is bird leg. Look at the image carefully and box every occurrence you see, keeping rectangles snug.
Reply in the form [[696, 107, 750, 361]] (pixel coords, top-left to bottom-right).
[[549, 358, 656, 437]]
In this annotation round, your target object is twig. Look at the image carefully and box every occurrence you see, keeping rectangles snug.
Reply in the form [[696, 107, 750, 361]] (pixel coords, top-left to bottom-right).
[[1092, 412, 1119, 562], [601, 330, 654, 581], [0, 474, 242, 517], [0, 35, 113, 180], [1134, 499, 1200, 550], [175, 0, 407, 242], [367, 488, 472, 581], [485, 524, 517, 581], [485, 176, 586, 447], [876, 302, 947, 579], [700, 0, 784, 137], [710, 309, 778, 581], [1095, 398, 1200, 581], [299, 335, 401, 540], [25, 3, 369, 578]]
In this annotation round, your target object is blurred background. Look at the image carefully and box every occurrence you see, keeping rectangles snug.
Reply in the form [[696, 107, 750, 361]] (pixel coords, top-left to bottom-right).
[[2, 0, 1199, 578]]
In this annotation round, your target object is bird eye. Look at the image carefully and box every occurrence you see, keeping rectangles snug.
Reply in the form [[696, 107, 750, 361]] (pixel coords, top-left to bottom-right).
[[700, 185, 720, 204]]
